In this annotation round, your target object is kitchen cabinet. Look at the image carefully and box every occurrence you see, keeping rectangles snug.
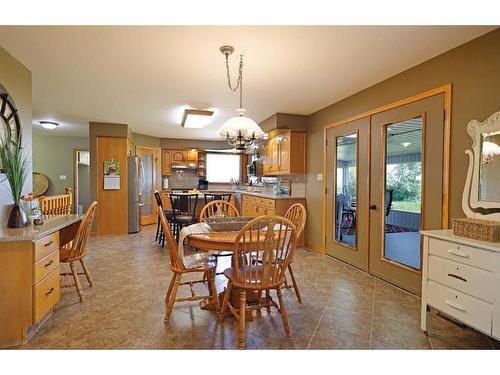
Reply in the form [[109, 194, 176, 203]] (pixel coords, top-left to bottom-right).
[[197, 151, 206, 177], [187, 150, 198, 162], [162, 149, 172, 175], [171, 150, 186, 162], [263, 130, 305, 175], [241, 193, 305, 245]]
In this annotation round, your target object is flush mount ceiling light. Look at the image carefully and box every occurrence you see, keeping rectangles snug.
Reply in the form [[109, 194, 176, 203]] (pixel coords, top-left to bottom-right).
[[181, 108, 214, 129], [217, 45, 265, 150], [39, 121, 59, 130], [401, 142, 412, 148]]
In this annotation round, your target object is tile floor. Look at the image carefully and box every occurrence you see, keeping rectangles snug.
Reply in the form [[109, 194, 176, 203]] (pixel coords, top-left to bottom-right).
[[13, 225, 499, 350]]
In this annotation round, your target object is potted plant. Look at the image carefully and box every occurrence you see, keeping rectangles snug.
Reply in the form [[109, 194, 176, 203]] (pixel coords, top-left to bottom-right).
[[0, 141, 29, 228]]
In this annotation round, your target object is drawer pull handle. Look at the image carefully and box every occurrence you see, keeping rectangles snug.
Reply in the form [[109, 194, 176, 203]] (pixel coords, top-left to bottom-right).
[[44, 240, 54, 247], [447, 249, 469, 258], [447, 273, 467, 283], [45, 287, 55, 296], [44, 260, 54, 268], [445, 300, 465, 311]]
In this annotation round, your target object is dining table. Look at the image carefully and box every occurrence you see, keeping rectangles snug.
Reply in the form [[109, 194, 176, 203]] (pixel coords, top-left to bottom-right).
[[179, 220, 278, 320]]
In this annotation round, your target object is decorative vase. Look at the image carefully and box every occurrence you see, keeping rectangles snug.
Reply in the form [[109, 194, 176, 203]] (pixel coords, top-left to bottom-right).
[[7, 203, 28, 228], [28, 215, 37, 225]]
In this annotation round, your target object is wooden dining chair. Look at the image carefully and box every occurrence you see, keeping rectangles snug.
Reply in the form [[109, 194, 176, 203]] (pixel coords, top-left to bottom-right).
[[158, 207, 220, 322], [199, 200, 239, 222], [283, 203, 306, 303], [219, 215, 298, 349], [199, 200, 240, 273], [59, 201, 98, 302]]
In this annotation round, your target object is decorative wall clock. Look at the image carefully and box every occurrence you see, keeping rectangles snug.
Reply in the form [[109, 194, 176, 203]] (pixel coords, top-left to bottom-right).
[[0, 93, 21, 147]]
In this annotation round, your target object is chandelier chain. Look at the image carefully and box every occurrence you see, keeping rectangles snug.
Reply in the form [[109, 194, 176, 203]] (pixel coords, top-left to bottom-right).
[[225, 54, 244, 109]]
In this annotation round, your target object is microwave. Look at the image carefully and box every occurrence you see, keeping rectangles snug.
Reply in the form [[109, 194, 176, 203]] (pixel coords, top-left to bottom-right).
[[247, 160, 263, 176]]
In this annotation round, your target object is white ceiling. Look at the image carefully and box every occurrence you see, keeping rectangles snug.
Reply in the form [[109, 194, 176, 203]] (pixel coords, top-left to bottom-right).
[[0, 26, 494, 139]]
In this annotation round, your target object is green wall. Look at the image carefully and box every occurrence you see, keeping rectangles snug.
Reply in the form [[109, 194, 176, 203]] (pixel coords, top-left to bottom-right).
[[0, 47, 32, 221], [32, 132, 89, 198]]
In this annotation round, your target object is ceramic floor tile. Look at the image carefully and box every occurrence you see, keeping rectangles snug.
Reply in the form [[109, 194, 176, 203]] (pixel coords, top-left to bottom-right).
[[11, 225, 498, 350]]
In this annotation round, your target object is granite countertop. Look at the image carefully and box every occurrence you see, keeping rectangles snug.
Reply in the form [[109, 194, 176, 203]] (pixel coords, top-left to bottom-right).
[[0, 214, 83, 242], [160, 189, 305, 200]]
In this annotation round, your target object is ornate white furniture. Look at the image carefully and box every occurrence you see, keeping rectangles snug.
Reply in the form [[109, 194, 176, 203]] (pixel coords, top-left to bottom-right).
[[420, 230, 500, 339], [421, 109, 500, 339]]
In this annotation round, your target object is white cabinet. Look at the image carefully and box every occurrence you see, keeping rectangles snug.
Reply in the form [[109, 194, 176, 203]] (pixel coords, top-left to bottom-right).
[[421, 230, 500, 339]]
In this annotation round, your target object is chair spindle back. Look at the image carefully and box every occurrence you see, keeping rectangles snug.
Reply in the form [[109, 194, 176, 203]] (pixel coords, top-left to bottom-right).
[[232, 215, 297, 288], [284, 203, 306, 238], [158, 208, 185, 272], [67, 201, 97, 261], [199, 200, 240, 222]]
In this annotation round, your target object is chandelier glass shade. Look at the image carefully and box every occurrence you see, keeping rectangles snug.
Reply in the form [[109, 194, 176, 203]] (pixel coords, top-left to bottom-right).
[[217, 108, 265, 150]]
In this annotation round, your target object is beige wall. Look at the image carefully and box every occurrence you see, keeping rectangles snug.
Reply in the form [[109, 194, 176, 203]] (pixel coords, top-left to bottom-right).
[[0, 47, 32, 221], [160, 137, 228, 150], [32, 132, 89, 197], [305, 28, 500, 250]]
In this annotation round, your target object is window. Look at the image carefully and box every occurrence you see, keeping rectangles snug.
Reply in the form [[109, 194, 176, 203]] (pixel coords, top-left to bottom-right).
[[206, 153, 241, 183]]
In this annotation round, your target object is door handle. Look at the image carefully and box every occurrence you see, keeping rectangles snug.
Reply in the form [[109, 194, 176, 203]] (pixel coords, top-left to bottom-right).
[[369, 204, 377, 210]]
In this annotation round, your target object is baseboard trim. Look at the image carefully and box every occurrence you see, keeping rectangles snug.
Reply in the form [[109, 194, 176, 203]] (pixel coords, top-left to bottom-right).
[[305, 242, 324, 255]]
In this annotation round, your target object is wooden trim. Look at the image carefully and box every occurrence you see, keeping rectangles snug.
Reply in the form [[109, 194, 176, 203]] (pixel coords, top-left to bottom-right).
[[322, 83, 452, 264], [305, 242, 323, 255]]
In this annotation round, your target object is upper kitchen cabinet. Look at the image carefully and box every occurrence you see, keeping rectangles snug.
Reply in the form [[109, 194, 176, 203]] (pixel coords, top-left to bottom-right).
[[162, 149, 172, 175], [263, 130, 306, 175], [187, 149, 198, 162], [171, 150, 186, 162]]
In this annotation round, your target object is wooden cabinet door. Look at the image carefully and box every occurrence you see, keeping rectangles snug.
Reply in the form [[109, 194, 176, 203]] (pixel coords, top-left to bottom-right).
[[270, 138, 280, 174], [262, 143, 271, 175], [187, 150, 198, 162], [162, 150, 172, 175], [278, 134, 290, 173], [171, 150, 185, 162]]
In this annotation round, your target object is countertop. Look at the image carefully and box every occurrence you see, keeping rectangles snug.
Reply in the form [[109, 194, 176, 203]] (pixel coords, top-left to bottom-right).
[[160, 189, 305, 200], [421, 229, 500, 252], [0, 214, 83, 242]]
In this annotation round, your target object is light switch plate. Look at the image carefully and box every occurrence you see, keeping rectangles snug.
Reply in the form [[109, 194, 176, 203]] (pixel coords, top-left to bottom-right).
[[59, 175, 67, 180], [316, 173, 323, 181]]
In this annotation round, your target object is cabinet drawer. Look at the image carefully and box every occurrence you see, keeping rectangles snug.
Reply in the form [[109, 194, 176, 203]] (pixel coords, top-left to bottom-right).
[[256, 198, 275, 209], [428, 237, 495, 272], [34, 232, 60, 262], [427, 281, 492, 334], [428, 255, 495, 303], [33, 269, 60, 323], [34, 250, 60, 285]]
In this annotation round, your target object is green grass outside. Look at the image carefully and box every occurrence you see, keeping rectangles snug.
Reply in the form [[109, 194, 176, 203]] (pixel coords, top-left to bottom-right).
[[392, 200, 421, 213]]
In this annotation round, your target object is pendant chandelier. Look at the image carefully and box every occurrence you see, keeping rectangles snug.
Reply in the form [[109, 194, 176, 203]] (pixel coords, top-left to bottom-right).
[[217, 45, 265, 150]]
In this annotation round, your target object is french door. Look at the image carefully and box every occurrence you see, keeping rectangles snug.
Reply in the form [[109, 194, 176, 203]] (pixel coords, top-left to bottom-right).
[[325, 90, 448, 295]]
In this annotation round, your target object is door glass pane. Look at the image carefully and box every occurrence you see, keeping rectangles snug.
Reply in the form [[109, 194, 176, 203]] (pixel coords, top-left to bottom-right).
[[142, 154, 153, 216], [383, 117, 423, 270], [335, 133, 357, 247]]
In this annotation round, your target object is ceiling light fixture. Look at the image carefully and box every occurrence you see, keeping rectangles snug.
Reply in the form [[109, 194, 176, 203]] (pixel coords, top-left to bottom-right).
[[217, 45, 265, 150], [401, 142, 412, 148], [181, 108, 214, 128], [39, 121, 59, 130]]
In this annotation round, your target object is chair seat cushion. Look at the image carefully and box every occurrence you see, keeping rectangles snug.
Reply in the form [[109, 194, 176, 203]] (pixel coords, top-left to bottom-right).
[[182, 253, 217, 270]]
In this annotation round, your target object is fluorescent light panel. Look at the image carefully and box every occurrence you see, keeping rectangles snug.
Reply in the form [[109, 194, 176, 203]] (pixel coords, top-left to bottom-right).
[[181, 109, 214, 128]]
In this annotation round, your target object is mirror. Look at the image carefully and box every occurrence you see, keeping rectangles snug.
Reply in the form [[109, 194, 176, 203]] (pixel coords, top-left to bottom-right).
[[462, 110, 500, 221], [479, 130, 500, 202]]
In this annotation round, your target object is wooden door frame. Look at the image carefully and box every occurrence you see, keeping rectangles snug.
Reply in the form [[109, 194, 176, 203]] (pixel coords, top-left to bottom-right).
[[322, 83, 452, 256], [72, 147, 90, 214], [136, 145, 161, 225]]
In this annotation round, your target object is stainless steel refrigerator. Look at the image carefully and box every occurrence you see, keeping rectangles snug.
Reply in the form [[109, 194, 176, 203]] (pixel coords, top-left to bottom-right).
[[128, 155, 144, 234]]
